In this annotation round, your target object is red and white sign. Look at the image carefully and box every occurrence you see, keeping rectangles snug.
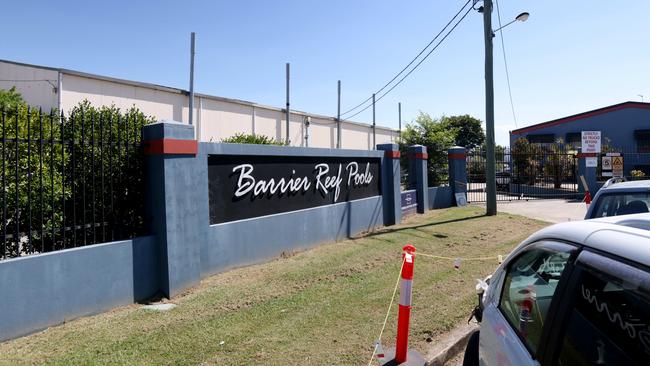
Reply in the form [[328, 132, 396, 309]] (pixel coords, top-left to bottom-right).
[[581, 131, 601, 153]]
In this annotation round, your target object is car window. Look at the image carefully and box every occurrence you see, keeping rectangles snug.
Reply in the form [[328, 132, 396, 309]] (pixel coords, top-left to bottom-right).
[[499, 247, 572, 356], [592, 192, 650, 218], [556, 252, 650, 366]]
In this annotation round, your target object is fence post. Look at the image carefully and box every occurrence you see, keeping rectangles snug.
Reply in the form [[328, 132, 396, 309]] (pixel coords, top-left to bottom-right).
[[448, 146, 467, 205], [408, 145, 428, 214], [577, 149, 598, 195], [377, 143, 401, 226], [142, 121, 206, 298]]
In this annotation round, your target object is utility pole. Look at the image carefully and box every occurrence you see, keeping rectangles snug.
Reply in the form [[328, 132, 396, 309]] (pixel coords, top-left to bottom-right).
[[398, 102, 402, 140], [337, 80, 341, 149], [483, 0, 497, 215], [285, 63, 290, 145], [372, 93, 376, 149], [189, 32, 195, 126]]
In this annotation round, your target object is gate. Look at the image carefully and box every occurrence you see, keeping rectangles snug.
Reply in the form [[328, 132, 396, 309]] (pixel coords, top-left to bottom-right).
[[466, 147, 580, 203]]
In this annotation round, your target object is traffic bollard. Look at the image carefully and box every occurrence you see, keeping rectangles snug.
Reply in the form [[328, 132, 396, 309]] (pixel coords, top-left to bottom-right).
[[395, 244, 416, 364]]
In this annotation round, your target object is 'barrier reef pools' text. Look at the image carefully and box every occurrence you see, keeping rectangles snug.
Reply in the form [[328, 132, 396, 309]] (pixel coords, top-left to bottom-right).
[[232, 162, 374, 202]]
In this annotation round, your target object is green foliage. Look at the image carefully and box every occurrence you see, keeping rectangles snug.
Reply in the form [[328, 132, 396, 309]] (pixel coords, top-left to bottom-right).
[[511, 137, 542, 185], [542, 139, 576, 188], [0, 87, 23, 110], [1, 97, 154, 258], [1, 106, 67, 257], [221, 133, 285, 145], [440, 115, 485, 149], [511, 137, 577, 187], [399, 112, 455, 186]]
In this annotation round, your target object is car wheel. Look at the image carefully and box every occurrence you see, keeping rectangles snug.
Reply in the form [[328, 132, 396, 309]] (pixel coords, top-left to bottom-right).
[[462, 330, 480, 366]]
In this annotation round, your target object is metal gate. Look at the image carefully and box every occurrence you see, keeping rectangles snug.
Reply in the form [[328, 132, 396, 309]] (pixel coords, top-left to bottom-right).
[[466, 147, 580, 203]]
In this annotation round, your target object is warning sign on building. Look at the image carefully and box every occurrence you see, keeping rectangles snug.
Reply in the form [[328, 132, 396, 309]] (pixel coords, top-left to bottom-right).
[[602, 156, 612, 170], [612, 155, 624, 177], [581, 131, 601, 153]]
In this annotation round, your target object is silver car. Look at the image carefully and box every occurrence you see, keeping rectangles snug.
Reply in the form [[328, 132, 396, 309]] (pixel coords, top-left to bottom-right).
[[464, 214, 650, 365], [585, 179, 650, 219]]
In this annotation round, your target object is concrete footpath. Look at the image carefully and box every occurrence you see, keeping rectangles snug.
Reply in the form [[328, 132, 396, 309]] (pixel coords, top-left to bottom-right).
[[492, 199, 588, 223]]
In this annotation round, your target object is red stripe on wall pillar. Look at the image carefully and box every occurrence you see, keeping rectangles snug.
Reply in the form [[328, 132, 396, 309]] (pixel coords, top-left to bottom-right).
[[409, 152, 428, 159], [144, 139, 198, 155], [385, 150, 401, 159], [448, 153, 466, 160]]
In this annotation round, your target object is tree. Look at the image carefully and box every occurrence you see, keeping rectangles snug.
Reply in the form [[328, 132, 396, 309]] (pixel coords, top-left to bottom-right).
[[1, 92, 154, 258], [221, 133, 286, 145], [511, 137, 542, 185], [543, 139, 576, 188], [399, 112, 455, 186], [1, 93, 68, 256], [0, 87, 23, 110], [440, 115, 485, 149]]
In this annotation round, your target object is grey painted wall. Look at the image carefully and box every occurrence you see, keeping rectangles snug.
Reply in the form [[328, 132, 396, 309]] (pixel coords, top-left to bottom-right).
[[0, 236, 158, 341], [428, 186, 453, 209], [0, 124, 436, 342], [198, 142, 386, 276], [204, 196, 382, 274]]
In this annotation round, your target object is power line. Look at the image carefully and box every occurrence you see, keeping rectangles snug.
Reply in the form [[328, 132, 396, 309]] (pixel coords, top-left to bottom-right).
[[340, 0, 473, 117], [344, 4, 474, 121], [495, 0, 518, 128]]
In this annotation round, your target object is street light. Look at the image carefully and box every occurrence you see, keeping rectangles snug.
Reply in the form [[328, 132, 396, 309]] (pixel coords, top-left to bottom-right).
[[480, 1, 529, 216], [493, 12, 530, 33]]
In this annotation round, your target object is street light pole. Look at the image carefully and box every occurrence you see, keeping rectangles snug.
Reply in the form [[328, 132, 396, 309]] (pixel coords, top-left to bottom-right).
[[483, 0, 497, 216]]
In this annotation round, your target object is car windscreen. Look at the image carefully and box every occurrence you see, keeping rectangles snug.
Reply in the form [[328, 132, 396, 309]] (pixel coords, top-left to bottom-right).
[[591, 192, 650, 218]]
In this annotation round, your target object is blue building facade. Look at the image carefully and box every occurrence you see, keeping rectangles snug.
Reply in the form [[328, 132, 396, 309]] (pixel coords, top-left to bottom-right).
[[510, 102, 650, 176]]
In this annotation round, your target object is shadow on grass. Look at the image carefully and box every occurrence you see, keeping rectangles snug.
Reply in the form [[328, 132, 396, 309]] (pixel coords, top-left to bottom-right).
[[362, 214, 486, 240]]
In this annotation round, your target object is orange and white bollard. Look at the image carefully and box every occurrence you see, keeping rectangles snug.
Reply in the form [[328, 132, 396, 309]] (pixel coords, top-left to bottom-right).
[[395, 244, 416, 364]]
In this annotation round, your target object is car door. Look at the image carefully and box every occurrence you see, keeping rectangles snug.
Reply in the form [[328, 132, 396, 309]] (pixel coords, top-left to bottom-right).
[[480, 241, 578, 366], [542, 250, 650, 366]]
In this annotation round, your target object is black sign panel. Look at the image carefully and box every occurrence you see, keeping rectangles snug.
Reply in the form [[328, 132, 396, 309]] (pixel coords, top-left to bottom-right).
[[208, 154, 381, 224]]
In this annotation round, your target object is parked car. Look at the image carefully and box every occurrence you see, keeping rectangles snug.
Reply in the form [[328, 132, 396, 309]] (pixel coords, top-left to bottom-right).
[[585, 179, 650, 219], [464, 213, 650, 366]]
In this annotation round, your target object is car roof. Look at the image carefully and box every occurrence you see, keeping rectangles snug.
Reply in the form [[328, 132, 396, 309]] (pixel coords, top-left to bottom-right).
[[519, 213, 650, 267], [602, 179, 650, 191]]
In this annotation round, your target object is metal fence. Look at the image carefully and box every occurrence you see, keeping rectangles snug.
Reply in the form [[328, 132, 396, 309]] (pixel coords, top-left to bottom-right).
[[467, 146, 580, 203], [0, 107, 148, 261]]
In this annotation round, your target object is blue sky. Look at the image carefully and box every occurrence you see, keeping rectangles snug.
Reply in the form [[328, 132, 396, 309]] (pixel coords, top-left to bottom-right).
[[3, 0, 649, 145]]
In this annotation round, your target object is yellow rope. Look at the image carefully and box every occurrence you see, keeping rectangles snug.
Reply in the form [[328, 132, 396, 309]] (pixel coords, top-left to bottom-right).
[[367, 256, 405, 366], [416, 251, 505, 262]]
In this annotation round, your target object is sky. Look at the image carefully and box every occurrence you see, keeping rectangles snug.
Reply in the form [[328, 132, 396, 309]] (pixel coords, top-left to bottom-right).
[[2, 0, 649, 146]]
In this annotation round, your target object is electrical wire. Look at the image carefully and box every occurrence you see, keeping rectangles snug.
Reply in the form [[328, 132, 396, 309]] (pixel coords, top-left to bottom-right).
[[340, 0, 473, 118], [344, 4, 474, 122], [495, 0, 518, 128]]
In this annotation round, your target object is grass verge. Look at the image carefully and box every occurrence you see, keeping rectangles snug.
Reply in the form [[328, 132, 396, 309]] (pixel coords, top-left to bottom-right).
[[0, 206, 547, 365]]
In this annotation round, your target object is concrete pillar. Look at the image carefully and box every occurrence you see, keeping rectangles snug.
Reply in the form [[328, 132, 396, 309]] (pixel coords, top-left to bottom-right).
[[377, 143, 402, 226], [143, 121, 206, 298], [407, 145, 428, 214], [578, 150, 598, 195], [448, 146, 467, 205]]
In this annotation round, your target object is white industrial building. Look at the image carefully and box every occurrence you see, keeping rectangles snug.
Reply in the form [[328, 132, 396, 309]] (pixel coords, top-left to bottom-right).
[[0, 59, 398, 150]]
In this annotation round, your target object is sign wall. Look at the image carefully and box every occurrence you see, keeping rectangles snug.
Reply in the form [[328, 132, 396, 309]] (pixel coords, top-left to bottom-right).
[[208, 155, 382, 224]]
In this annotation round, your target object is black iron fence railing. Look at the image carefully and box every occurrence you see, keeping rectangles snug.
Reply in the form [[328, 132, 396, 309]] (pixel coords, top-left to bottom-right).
[[466, 146, 580, 202], [0, 107, 148, 261]]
